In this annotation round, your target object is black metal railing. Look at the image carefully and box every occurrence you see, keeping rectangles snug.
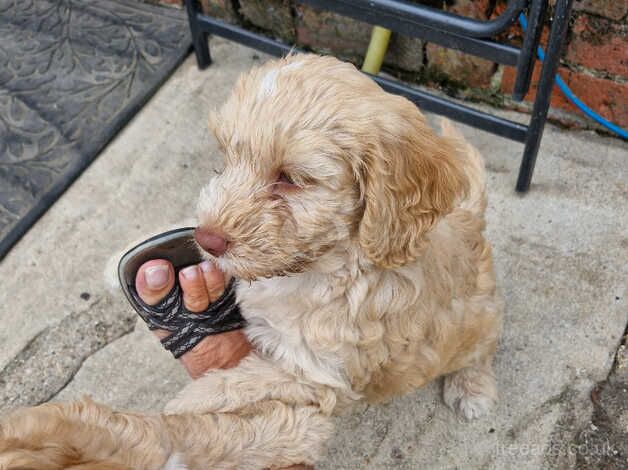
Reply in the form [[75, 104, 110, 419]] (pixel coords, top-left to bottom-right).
[[184, 0, 574, 192]]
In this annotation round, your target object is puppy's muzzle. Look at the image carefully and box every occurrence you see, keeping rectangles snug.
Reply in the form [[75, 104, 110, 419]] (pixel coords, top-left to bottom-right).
[[195, 227, 228, 257]]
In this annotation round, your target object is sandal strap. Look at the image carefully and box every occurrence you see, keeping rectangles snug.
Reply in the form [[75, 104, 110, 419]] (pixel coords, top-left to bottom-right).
[[130, 278, 246, 358]]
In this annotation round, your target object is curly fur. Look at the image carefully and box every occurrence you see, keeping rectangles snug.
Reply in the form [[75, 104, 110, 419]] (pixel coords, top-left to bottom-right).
[[0, 54, 502, 469]]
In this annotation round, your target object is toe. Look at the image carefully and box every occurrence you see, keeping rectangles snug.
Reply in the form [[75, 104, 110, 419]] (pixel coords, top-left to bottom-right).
[[179, 265, 210, 312], [200, 260, 226, 302], [135, 259, 175, 306]]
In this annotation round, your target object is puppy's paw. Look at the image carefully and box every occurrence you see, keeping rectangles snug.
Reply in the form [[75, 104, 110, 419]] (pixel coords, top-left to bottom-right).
[[446, 390, 495, 421], [443, 366, 497, 421]]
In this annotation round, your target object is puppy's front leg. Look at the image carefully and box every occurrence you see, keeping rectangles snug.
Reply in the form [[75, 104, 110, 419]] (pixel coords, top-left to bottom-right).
[[167, 400, 334, 469], [165, 352, 338, 416], [0, 398, 333, 469]]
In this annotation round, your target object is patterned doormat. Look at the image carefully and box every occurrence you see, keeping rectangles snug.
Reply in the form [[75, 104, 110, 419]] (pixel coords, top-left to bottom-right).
[[0, 0, 191, 260]]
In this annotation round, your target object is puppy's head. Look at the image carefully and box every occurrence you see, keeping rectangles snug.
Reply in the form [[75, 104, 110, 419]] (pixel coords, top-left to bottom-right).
[[197, 54, 468, 279]]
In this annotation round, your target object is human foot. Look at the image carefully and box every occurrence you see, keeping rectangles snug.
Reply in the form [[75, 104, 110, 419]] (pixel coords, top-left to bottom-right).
[[135, 259, 313, 470], [135, 259, 252, 379]]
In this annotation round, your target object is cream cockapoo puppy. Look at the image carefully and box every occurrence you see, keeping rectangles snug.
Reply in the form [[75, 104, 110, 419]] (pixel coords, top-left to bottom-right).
[[0, 54, 502, 470]]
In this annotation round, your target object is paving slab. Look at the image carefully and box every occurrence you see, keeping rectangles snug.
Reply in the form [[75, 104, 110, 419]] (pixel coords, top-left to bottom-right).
[[1, 38, 626, 469]]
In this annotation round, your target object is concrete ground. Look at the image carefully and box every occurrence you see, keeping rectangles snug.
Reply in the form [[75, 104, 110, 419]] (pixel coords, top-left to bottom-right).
[[1, 39, 626, 469]]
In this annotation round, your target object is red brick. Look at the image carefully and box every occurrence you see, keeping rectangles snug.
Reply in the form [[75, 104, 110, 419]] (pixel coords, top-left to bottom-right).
[[238, 0, 295, 42], [387, 34, 424, 73], [295, 5, 424, 72], [426, 0, 496, 88], [573, 0, 628, 21], [142, 0, 183, 6], [566, 15, 628, 77], [491, 1, 523, 44], [295, 6, 372, 59], [491, 1, 555, 49], [426, 43, 496, 87], [502, 63, 628, 127], [200, 0, 239, 23]]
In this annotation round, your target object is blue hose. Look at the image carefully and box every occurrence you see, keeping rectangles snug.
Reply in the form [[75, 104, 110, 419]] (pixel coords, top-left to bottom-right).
[[519, 13, 628, 140]]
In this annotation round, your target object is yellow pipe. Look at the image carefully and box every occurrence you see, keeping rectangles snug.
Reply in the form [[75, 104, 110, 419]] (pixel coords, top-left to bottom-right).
[[361, 26, 392, 74]]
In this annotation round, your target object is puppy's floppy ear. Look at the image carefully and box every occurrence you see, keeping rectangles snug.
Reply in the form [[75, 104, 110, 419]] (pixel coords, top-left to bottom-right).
[[358, 96, 469, 268]]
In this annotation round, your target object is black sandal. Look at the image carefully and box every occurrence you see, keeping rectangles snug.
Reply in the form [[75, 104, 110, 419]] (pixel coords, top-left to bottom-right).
[[118, 228, 246, 358]]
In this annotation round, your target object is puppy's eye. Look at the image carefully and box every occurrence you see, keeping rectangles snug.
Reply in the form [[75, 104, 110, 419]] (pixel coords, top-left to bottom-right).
[[272, 170, 298, 195], [277, 171, 294, 185]]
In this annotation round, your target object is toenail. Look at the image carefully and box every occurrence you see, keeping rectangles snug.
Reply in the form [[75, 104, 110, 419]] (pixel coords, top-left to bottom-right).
[[181, 265, 198, 280], [145, 265, 169, 289], [200, 260, 212, 273]]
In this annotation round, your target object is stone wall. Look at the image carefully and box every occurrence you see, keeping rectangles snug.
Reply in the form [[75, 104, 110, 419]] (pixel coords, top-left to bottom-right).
[[148, 0, 628, 133]]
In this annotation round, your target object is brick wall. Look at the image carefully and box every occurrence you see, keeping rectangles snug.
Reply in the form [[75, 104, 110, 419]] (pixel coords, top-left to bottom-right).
[[150, 0, 628, 134]]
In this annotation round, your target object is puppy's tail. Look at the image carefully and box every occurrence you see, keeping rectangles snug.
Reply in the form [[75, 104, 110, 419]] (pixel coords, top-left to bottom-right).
[[440, 118, 487, 217]]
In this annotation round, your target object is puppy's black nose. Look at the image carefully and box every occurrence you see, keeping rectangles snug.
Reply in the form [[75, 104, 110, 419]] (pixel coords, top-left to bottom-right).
[[194, 227, 228, 257]]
